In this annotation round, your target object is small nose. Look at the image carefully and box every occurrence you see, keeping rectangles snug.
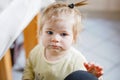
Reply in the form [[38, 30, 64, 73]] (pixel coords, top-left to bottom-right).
[[51, 34, 60, 43]]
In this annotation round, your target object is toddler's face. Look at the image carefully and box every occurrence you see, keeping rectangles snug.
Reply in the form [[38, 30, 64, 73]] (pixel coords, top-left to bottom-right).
[[41, 19, 74, 52]]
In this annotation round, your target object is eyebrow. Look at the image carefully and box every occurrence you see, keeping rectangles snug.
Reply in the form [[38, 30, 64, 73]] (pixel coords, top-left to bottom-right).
[[45, 27, 53, 30]]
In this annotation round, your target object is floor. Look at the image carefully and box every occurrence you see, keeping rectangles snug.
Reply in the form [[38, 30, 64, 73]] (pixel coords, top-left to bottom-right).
[[12, 12, 120, 80]]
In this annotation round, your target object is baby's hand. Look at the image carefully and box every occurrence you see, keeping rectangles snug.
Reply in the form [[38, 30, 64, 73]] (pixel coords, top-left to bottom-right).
[[84, 62, 103, 78]]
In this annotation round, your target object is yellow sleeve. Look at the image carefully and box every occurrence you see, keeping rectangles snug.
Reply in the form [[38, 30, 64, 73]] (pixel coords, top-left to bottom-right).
[[22, 53, 34, 80], [22, 45, 41, 80]]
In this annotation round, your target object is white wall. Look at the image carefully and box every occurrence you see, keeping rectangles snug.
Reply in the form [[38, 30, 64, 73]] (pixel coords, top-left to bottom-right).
[[79, 0, 120, 12], [56, 0, 120, 12]]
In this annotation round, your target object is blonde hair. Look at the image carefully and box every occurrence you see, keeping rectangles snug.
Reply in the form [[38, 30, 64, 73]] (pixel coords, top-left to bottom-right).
[[38, 0, 87, 43]]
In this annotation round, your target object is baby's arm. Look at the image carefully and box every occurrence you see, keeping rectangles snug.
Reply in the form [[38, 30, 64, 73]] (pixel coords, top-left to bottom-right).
[[22, 56, 34, 80]]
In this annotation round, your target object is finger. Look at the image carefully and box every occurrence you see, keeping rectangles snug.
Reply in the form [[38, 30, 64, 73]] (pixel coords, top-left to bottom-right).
[[84, 62, 90, 70], [88, 64, 95, 72], [96, 72, 103, 78], [95, 66, 103, 72]]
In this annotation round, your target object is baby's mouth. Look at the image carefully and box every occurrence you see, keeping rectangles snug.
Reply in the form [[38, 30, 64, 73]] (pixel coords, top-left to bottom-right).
[[51, 45, 59, 49]]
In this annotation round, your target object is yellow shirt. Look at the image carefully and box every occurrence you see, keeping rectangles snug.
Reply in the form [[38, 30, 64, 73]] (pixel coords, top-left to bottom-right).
[[22, 44, 87, 80]]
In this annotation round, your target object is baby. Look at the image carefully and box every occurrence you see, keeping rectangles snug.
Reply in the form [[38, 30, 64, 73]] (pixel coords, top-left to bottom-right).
[[22, 1, 103, 80]]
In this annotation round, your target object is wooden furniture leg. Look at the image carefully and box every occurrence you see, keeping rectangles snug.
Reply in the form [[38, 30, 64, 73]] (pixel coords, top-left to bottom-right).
[[0, 50, 12, 80], [23, 15, 38, 58]]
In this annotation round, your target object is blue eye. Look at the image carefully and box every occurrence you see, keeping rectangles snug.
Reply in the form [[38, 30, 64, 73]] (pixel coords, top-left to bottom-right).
[[61, 33, 68, 36], [47, 31, 53, 35]]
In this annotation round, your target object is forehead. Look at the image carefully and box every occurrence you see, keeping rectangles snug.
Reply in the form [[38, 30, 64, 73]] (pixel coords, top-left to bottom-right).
[[44, 18, 74, 31]]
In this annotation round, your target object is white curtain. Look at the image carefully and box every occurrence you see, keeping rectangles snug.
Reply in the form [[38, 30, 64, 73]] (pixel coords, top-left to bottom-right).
[[0, 0, 55, 60]]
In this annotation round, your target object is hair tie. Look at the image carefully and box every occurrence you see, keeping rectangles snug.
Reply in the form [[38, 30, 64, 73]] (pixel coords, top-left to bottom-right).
[[68, 3, 74, 9]]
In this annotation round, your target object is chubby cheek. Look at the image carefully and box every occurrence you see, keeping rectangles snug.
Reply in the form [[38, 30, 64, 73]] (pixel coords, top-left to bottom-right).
[[62, 38, 73, 50], [41, 35, 50, 47]]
